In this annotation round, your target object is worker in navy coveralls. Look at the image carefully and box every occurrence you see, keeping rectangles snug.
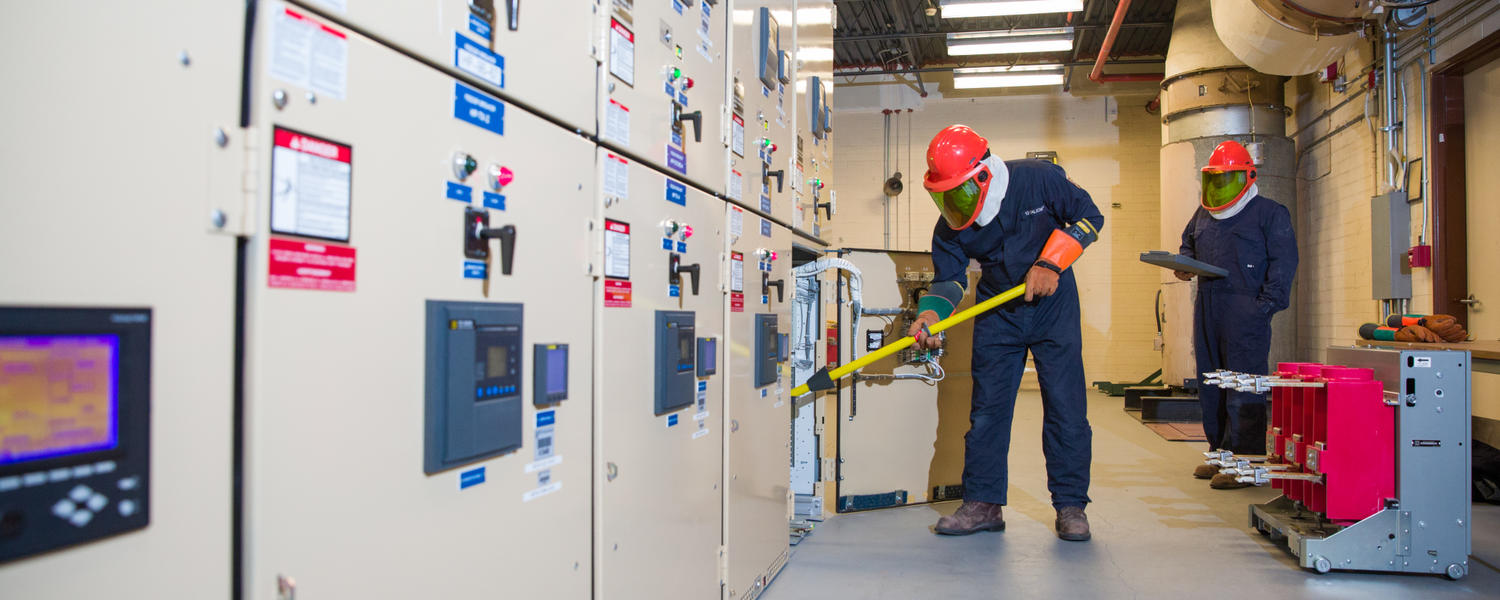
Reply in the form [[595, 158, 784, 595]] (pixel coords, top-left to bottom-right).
[[909, 125, 1103, 541], [1177, 140, 1298, 490]]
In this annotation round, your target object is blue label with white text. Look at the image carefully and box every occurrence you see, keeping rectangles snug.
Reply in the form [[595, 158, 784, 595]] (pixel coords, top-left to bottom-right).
[[463, 260, 487, 279], [676, 241, 687, 253], [665, 179, 687, 205], [483, 191, 506, 210], [454, 81, 504, 135], [760, 194, 771, 212], [468, 14, 492, 40], [668, 414, 680, 426], [447, 181, 473, 203], [537, 410, 556, 427], [761, 219, 772, 237], [454, 32, 504, 87], [460, 467, 486, 489], [662, 238, 674, 250], [666, 146, 687, 174]]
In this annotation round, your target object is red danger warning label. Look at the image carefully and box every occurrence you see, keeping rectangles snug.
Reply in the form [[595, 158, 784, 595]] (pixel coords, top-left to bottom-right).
[[268, 237, 356, 292], [604, 278, 632, 308]]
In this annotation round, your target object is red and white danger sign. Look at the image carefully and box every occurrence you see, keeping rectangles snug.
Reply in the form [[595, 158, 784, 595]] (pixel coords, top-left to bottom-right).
[[271, 127, 353, 242], [268, 237, 356, 292]]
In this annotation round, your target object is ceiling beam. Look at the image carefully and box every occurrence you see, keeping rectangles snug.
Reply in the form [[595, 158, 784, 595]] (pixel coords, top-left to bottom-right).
[[833, 57, 1164, 78]]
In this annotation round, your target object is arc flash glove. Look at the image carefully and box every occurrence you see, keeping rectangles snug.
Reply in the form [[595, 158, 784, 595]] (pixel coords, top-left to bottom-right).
[[1360, 323, 1442, 343], [1027, 220, 1100, 301], [1386, 314, 1468, 343]]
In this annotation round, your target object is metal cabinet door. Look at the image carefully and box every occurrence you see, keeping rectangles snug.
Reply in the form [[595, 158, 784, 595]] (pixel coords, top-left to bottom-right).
[[594, 150, 725, 600], [726, 2, 796, 222], [722, 206, 792, 600], [244, 14, 594, 598]]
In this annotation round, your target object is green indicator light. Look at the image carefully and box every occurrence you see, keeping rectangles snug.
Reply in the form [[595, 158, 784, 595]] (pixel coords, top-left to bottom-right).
[[464, 156, 477, 174], [672, 67, 682, 80]]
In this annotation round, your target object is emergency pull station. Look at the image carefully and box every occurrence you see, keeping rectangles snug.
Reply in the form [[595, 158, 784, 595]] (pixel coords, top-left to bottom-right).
[[464, 207, 516, 277], [424, 301, 524, 473], [655, 311, 696, 414], [754, 313, 778, 387]]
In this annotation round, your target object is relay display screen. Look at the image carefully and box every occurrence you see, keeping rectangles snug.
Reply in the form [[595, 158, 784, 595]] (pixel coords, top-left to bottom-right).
[[487, 345, 509, 378], [0, 335, 120, 466], [546, 347, 567, 393]]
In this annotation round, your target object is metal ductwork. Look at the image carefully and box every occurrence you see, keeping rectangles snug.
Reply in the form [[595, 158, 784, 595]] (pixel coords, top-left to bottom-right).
[[1156, 0, 1297, 388], [1211, 0, 1376, 76]]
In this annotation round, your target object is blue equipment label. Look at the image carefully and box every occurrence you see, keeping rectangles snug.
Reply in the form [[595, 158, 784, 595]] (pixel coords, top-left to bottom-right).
[[459, 466, 486, 489], [661, 238, 674, 250], [666, 145, 687, 174], [453, 81, 505, 135], [463, 260, 487, 279], [760, 193, 771, 212], [761, 219, 772, 237], [446, 181, 473, 203], [454, 32, 504, 88], [669, 284, 681, 297], [676, 241, 687, 253], [665, 178, 687, 205], [483, 191, 506, 210], [673, 0, 685, 15], [537, 410, 556, 427], [667, 414, 679, 427], [468, 14, 492, 40], [671, 130, 683, 148]]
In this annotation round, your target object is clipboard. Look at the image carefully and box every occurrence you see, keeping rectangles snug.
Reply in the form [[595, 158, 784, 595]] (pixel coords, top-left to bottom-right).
[[1139, 251, 1229, 279]]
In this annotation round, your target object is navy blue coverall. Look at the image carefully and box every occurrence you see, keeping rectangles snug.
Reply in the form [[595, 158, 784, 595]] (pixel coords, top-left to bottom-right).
[[1179, 195, 1297, 454], [930, 159, 1104, 509]]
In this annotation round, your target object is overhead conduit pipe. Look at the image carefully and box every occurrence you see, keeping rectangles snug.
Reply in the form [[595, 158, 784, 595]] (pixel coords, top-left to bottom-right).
[[1089, 0, 1164, 84]]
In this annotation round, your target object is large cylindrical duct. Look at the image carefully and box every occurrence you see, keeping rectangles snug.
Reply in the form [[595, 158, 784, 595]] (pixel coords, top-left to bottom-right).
[[1158, 0, 1297, 388], [1211, 0, 1375, 76]]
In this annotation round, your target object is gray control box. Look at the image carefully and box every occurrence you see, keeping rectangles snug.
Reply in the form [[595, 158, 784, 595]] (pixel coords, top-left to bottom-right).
[[424, 301, 524, 474], [757, 7, 780, 89], [754, 313, 778, 388], [655, 311, 696, 414]]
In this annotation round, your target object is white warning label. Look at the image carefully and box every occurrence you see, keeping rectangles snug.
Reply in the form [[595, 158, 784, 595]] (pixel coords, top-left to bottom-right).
[[268, 3, 348, 100]]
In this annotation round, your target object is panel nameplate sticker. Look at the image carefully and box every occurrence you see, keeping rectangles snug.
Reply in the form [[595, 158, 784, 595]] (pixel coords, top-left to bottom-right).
[[604, 153, 630, 199], [522, 481, 562, 502], [666, 145, 687, 175], [268, 4, 348, 100], [665, 179, 687, 206], [730, 251, 744, 292], [453, 81, 505, 135], [761, 218, 772, 237], [482, 191, 506, 210], [731, 114, 746, 157], [468, 13, 492, 40], [666, 413, 679, 427], [605, 99, 630, 145], [446, 181, 473, 203], [463, 260, 486, 279], [459, 466, 486, 489], [454, 32, 504, 87]]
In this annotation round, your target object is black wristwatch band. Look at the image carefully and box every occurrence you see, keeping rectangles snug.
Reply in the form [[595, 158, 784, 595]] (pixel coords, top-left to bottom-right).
[[1034, 260, 1062, 274]]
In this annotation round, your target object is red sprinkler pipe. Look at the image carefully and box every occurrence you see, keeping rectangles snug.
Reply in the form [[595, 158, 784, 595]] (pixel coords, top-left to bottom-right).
[[1090, 0, 1163, 84]]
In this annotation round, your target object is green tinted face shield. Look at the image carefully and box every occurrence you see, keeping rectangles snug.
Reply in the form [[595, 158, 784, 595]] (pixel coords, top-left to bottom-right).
[[929, 178, 983, 229], [1201, 169, 1249, 210]]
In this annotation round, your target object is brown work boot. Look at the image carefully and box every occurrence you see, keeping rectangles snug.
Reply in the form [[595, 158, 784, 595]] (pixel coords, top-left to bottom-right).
[[1055, 506, 1091, 541], [933, 500, 1005, 536], [1210, 472, 1252, 489], [1193, 463, 1218, 479]]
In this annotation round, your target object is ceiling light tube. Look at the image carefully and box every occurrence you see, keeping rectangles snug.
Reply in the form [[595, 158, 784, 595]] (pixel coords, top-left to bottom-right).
[[946, 27, 1074, 56], [940, 0, 1084, 19], [952, 64, 1067, 89]]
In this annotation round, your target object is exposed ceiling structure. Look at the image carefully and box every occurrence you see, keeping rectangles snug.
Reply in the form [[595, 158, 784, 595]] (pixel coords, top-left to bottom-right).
[[833, 0, 1177, 90]]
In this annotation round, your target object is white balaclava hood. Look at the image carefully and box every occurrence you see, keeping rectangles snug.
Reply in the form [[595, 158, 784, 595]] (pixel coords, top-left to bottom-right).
[[973, 155, 1009, 227], [1210, 183, 1257, 220]]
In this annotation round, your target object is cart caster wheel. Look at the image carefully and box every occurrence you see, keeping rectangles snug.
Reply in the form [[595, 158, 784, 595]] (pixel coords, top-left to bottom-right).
[[1312, 556, 1331, 574], [1446, 563, 1466, 580]]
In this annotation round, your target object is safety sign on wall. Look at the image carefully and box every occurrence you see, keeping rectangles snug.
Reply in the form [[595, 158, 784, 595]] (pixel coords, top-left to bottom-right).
[[730, 251, 744, 313], [267, 237, 356, 292], [268, 3, 347, 100], [604, 219, 632, 308], [270, 127, 352, 242], [608, 19, 635, 87]]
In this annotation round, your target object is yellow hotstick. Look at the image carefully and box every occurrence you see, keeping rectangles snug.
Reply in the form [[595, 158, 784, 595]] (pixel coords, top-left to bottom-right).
[[791, 282, 1028, 397]]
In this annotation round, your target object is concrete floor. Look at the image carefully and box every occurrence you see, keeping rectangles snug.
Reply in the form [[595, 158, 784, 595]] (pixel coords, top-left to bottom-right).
[[766, 390, 1500, 599]]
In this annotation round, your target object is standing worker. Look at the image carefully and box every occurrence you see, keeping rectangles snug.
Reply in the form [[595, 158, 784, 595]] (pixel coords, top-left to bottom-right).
[[1176, 140, 1298, 489], [909, 125, 1103, 541]]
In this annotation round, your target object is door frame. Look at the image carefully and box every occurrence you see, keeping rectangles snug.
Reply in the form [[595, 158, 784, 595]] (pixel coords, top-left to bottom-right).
[[1430, 28, 1500, 317]]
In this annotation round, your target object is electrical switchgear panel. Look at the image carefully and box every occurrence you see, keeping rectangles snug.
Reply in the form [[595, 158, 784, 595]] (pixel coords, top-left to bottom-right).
[[424, 301, 524, 474], [757, 8, 781, 89], [754, 313, 779, 387], [533, 344, 568, 406], [697, 337, 717, 377], [655, 311, 696, 414], [0, 307, 152, 564]]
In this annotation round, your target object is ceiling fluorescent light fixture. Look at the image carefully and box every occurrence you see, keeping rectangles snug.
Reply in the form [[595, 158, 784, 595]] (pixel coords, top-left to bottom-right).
[[946, 27, 1074, 56], [940, 0, 1084, 19], [952, 64, 1066, 89]]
